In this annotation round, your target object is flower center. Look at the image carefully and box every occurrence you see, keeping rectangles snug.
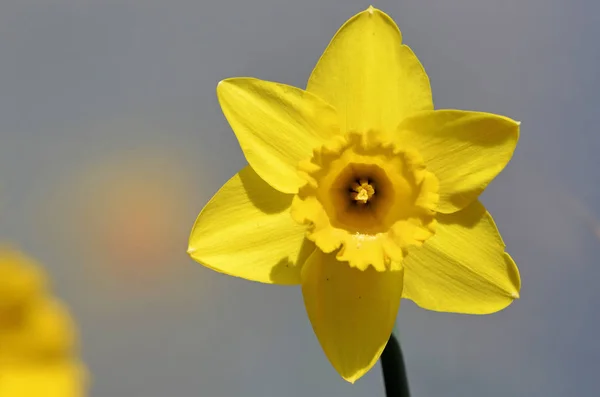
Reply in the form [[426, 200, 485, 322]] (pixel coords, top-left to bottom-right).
[[291, 131, 439, 271], [351, 179, 374, 204], [0, 304, 24, 328]]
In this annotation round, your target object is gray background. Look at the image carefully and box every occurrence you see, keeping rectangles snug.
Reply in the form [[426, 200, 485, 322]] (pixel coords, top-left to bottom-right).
[[1, 0, 599, 396]]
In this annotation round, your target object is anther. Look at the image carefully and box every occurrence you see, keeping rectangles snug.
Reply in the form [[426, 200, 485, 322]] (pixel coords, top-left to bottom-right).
[[350, 179, 375, 204]]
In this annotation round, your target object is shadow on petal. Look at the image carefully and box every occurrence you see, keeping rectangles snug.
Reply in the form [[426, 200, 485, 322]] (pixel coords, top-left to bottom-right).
[[239, 166, 293, 214]]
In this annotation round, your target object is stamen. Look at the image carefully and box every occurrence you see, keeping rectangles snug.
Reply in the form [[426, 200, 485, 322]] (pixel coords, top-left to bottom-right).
[[351, 179, 375, 204]]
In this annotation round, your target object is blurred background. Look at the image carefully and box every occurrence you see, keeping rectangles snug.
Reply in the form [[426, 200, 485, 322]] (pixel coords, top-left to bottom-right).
[[0, 0, 598, 396]]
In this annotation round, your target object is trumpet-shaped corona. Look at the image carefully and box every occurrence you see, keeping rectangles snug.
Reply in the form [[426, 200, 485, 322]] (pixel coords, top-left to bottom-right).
[[292, 131, 439, 271]]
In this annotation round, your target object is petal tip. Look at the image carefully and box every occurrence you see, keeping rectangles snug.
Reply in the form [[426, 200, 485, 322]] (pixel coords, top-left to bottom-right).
[[504, 252, 521, 294], [342, 375, 359, 384], [339, 366, 370, 384], [361, 5, 391, 21], [216, 77, 243, 94], [216, 79, 229, 96], [357, 5, 391, 22], [511, 119, 521, 137]]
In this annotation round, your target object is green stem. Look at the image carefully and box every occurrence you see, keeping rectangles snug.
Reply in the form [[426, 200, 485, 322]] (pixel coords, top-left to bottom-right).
[[380, 333, 410, 397]]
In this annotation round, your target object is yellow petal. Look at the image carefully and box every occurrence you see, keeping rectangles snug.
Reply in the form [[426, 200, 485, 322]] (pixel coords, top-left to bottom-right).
[[307, 6, 432, 135], [188, 166, 313, 285], [0, 298, 77, 363], [402, 201, 521, 314], [397, 110, 520, 213], [301, 250, 404, 382], [0, 247, 46, 310], [0, 362, 87, 397], [217, 78, 339, 194]]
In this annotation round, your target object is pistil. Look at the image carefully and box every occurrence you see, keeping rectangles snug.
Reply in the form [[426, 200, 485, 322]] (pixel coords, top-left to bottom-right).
[[351, 179, 375, 204]]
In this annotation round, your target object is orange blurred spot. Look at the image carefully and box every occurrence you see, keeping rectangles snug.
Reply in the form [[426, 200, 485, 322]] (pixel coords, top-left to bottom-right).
[[47, 147, 200, 284]]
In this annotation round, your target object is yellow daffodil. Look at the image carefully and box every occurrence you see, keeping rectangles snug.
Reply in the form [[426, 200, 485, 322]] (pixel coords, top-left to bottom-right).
[[0, 247, 87, 396], [0, 298, 77, 364], [0, 248, 46, 313], [0, 362, 87, 397], [188, 6, 521, 382]]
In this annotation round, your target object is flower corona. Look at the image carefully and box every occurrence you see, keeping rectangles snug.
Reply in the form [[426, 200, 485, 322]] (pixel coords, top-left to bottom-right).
[[291, 131, 439, 271]]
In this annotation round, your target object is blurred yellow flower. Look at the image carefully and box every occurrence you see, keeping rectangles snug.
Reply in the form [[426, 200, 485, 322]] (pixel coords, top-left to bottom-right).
[[188, 6, 521, 382], [0, 249, 46, 313], [0, 299, 77, 363], [0, 362, 86, 397], [0, 247, 87, 396]]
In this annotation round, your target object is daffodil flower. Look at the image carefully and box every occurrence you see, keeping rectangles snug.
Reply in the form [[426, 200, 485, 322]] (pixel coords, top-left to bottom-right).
[[189, 6, 521, 382], [0, 362, 87, 397], [0, 247, 87, 396], [0, 248, 46, 314], [0, 299, 77, 364]]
